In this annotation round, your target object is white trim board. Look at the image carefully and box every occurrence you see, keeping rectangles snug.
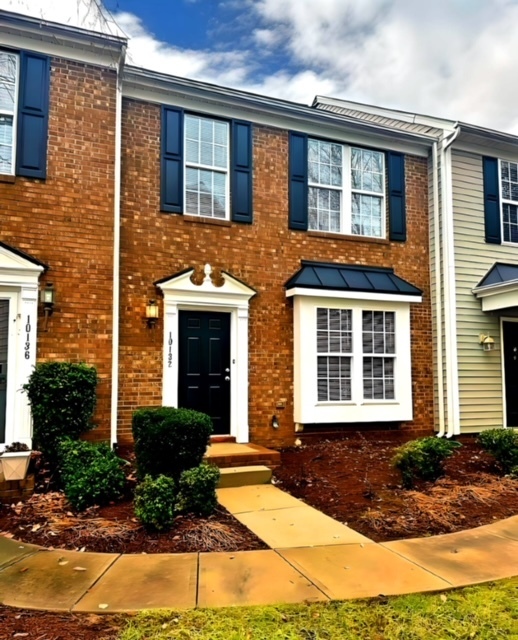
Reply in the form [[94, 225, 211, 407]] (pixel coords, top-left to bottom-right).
[[156, 266, 255, 443]]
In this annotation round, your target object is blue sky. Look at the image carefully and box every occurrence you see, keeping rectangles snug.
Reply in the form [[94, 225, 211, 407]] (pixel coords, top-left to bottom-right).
[[3, 0, 518, 133]]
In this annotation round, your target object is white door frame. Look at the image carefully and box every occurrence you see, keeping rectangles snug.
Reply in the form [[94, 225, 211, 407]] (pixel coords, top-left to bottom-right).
[[500, 316, 518, 429], [157, 266, 255, 443], [0, 244, 44, 448]]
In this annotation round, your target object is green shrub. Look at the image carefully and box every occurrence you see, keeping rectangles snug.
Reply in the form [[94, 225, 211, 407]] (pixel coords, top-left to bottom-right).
[[177, 463, 220, 517], [478, 428, 518, 474], [23, 362, 98, 463], [392, 437, 461, 488], [134, 474, 177, 531], [58, 438, 126, 511], [132, 407, 213, 480]]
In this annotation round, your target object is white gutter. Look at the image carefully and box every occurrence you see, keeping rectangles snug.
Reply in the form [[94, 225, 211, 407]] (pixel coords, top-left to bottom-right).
[[110, 47, 125, 448], [440, 126, 461, 437], [432, 141, 446, 437]]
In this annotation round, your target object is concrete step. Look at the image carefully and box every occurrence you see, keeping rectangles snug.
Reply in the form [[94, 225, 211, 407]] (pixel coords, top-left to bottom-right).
[[217, 465, 272, 488], [205, 442, 281, 470]]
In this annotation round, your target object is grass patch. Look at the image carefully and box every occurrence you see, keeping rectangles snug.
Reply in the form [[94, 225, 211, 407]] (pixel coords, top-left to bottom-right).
[[117, 577, 517, 639]]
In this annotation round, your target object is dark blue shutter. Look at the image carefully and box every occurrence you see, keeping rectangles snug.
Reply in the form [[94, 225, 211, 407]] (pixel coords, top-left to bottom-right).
[[289, 132, 308, 230], [231, 120, 253, 223], [161, 106, 183, 213], [16, 52, 50, 179], [387, 151, 406, 242], [483, 156, 501, 244]]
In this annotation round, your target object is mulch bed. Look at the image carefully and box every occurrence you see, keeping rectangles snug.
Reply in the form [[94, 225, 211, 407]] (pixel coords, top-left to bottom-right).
[[0, 433, 516, 635], [274, 433, 518, 542]]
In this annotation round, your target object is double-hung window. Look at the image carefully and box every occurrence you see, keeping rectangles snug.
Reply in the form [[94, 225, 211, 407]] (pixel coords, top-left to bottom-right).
[[317, 308, 352, 401], [500, 160, 518, 243], [0, 51, 18, 175], [161, 107, 253, 222], [307, 140, 385, 238], [185, 115, 229, 219], [362, 311, 395, 400]]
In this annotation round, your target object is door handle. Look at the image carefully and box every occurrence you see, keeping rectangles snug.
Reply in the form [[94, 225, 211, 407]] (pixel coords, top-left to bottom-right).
[[225, 376, 230, 382], [225, 368, 230, 373]]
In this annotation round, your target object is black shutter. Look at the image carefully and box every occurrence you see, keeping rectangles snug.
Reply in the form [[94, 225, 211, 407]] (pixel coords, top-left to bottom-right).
[[16, 52, 50, 179], [161, 106, 183, 213], [483, 156, 501, 244], [387, 151, 406, 242], [289, 131, 308, 230], [231, 120, 253, 223]]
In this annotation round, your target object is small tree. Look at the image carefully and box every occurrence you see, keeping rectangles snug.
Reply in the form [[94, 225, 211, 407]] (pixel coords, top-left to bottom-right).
[[23, 362, 98, 463]]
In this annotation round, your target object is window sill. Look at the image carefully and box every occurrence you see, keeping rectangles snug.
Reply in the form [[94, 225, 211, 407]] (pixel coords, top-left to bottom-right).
[[307, 230, 390, 244], [0, 174, 15, 184], [183, 215, 232, 228]]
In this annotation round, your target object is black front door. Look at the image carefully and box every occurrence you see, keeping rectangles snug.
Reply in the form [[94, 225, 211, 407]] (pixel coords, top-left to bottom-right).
[[503, 321, 518, 427], [178, 310, 231, 435]]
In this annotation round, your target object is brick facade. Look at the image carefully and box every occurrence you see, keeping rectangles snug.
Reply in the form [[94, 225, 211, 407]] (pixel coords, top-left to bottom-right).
[[0, 57, 117, 440], [118, 99, 433, 447]]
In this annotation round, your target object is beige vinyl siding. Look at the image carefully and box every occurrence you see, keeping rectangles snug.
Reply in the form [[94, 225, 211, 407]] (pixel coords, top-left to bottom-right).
[[452, 149, 518, 431]]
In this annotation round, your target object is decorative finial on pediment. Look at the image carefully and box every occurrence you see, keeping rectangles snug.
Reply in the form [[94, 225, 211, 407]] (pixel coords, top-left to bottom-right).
[[203, 264, 212, 284]]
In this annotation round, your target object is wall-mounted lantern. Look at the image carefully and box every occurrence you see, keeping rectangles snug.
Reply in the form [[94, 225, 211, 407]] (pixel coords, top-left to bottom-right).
[[479, 334, 495, 352], [40, 282, 55, 331], [146, 299, 159, 328]]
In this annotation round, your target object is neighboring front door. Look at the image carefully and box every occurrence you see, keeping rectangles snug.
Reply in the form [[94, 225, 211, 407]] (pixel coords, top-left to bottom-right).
[[0, 299, 9, 443], [178, 310, 231, 435], [503, 321, 518, 427]]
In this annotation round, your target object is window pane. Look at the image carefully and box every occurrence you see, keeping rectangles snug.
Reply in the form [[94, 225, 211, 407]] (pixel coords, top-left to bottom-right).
[[351, 148, 384, 194], [0, 116, 13, 173], [0, 53, 17, 114], [317, 355, 351, 401], [501, 161, 518, 208], [308, 187, 341, 232], [308, 139, 342, 188], [351, 194, 383, 238], [185, 168, 227, 219], [503, 203, 518, 243]]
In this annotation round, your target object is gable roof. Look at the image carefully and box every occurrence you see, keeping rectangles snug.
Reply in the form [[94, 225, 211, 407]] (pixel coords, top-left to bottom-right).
[[475, 263, 518, 289]]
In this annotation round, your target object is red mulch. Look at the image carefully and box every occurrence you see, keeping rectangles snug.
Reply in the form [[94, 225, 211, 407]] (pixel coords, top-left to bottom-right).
[[274, 433, 518, 542]]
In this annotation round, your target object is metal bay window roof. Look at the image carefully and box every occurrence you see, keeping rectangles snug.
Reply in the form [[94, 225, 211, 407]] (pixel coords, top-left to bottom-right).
[[285, 261, 422, 296]]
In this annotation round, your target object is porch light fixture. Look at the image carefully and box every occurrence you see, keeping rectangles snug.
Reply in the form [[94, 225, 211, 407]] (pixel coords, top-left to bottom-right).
[[479, 334, 495, 352], [40, 282, 55, 331], [146, 299, 159, 328], [271, 415, 279, 429]]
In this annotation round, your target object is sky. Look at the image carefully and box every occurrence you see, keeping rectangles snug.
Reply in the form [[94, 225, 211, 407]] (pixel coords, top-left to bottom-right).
[[2, 0, 518, 133]]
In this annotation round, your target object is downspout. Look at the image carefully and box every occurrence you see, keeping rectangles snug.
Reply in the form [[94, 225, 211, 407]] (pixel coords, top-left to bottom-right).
[[110, 46, 126, 448], [432, 141, 446, 437], [440, 126, 461, 438]]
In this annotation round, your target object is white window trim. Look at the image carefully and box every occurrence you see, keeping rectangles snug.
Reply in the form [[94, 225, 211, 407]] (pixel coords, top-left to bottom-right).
[[291, 292, 416, 425], [184, 114, 230, 221], [157, 266, 255, 443], [499, 158, 518, 246], [0, 50, 19, 176], [308, 139, 386, 239]]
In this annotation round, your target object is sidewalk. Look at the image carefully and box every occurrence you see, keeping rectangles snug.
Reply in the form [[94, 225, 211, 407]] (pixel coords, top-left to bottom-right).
[[0, 484, 516, 612]]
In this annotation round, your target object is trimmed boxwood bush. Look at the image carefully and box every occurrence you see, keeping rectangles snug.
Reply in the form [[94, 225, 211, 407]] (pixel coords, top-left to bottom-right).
[[478, 428, 518, 475], [23, 362, 98, 463], [392, 437, 461, 488], [58, 438, 126, 511], [134, 474, 177, 531], [177, 463, 220, 517], [132, 407, 213, 480]]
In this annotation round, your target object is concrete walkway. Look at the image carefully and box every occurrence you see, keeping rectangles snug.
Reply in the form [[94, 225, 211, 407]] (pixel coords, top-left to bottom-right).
[[0, 485, 516, 612]]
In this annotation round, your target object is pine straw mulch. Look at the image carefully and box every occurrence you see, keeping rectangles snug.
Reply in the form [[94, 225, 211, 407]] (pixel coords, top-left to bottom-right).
[[0, 490, 267, 554], [275, 435, 518, 542], [359, 473, 518, 539]]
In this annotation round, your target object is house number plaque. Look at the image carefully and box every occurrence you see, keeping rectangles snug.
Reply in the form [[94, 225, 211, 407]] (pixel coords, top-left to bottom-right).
[[24, 315, 31, 360], [167, 332, 173, 368]]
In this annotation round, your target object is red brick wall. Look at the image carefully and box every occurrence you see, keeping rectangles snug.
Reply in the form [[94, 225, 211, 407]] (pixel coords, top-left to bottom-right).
[[0, 58, 117, 440], [119, 99, 433, 447]]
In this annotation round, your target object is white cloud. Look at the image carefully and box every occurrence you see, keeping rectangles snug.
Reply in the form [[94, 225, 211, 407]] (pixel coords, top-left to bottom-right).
[[3, 0, 518, 132]]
